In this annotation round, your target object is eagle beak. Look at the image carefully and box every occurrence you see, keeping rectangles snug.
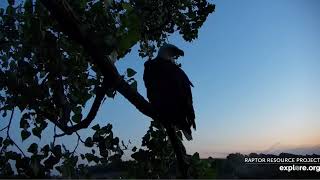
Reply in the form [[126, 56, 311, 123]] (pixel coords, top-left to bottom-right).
[[171, 47, 184, 58], [177, 48, 184, 57], [170, 48, 184, 61]]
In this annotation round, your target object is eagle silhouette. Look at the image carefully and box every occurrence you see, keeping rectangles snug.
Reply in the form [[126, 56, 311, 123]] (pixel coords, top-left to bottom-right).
[[143, 44, 196, 140]]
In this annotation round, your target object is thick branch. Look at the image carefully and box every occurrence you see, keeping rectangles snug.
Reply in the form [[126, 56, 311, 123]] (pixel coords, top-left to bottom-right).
[[39, 0, 119, 85], [39, 0, 155, 122], [42, 82, 108, 135], [117, 79, 155, 118]]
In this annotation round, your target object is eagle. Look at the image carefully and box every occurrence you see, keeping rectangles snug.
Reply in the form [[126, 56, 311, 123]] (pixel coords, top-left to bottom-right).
[[143, 44, 196, 140]]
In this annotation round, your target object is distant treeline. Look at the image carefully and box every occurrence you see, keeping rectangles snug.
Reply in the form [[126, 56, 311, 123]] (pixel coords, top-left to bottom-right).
[[70, 152, 320, 179]]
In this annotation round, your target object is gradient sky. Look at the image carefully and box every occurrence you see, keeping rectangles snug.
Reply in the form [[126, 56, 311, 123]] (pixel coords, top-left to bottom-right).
[[1, 0, 320, 158]]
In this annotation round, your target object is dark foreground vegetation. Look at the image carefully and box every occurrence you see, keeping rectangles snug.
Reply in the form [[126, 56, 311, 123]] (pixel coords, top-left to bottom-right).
[[70, 153, 320, 179], [0, 0, 214, 178], [52, 153, 320, 179], [2, 148, 319, 179]]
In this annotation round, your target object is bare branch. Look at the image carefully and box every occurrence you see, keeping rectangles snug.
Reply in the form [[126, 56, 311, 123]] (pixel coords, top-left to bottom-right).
[[54, 133, 66, 138], [0, 126, 8, 132], [0, 110, 26, 157], [53, 125, 57, 146], [71, 136, 80, 154], [38, 79, 109, 135], [76, 132, 85, 144], [6, 109, 14, 137], [11, 139, 26, 157]]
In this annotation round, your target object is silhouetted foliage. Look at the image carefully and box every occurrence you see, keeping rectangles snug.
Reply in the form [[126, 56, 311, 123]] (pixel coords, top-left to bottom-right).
[[0, 0, 215, 178]]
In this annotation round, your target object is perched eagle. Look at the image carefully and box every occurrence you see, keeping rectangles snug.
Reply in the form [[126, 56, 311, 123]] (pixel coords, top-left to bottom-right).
[[143, 44, 196, 140]]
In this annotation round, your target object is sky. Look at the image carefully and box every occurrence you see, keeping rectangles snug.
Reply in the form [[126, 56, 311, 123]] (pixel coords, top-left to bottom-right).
[[1, 0, 320, 158]]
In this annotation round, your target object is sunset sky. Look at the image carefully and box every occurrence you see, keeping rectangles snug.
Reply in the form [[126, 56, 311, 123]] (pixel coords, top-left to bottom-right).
[[1, 0, 320, 158]]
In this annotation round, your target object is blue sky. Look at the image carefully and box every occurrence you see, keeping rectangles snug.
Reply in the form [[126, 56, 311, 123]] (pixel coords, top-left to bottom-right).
[[1, 0, 320, 158]]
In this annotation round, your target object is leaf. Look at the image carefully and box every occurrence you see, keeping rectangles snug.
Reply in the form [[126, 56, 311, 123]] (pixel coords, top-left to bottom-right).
[[33, 122, 46, 136], [72, 113, 82, 123], [126, 68, 137, 77], [192, 152, 200, 161], [20, 119, 30, 129], [52, 145, 62, 158], [73, 106, 82, 114], [113, 137, 119, 145], [32, 127, 42, 139], [5, 151, 20, 160], [27, 143, 38, 154], [3, 138, 13, 146], [24, 0, 33, 15], [85, 153, 96, 163], [21, 130, 31, 141], [84, 137, 93, 147], [40, 121, 48, 129], [132, 146, 137, 152], [2, 111, 7, 117], [7, 0, 14, 6], [101, 124, 112, 133], [44, 155, 60, 169], [122, 2, 132, 11], [117, 12, 141, 57], [80, 154, 85, 160], [0, 8, 4, 16], [130, 80, 138, 91], [41, 144, 50, 156], [92, 124, 100, 131]]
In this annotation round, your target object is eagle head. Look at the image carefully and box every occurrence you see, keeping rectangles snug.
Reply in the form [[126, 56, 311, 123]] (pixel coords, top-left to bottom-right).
[[157, 43, 184, 63]]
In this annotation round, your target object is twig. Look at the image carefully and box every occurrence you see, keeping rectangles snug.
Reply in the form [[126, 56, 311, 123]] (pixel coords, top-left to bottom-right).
[[0, 110, 26, 157], [8, 110, 26, 157], [71, 130, 84, 154], [75, 132, 85, 143], [0, 126, 8, 132], [71, 136, 80, 154], [6, 109, 14, 137], [53, 125, 57, 146], [54, 133, 66, 138], [11, 138, 26, 157]]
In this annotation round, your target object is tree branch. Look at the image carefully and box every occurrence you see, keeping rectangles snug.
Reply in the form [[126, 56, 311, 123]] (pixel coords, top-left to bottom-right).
[[39, 0, 156, 126], [0, 125, 8, 132], [41, 81, 108, 135], [38, 0, 188, 177], [53, 125, 57, 146], [71, 136, 80, 154], [0, 110, 26, 157]]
